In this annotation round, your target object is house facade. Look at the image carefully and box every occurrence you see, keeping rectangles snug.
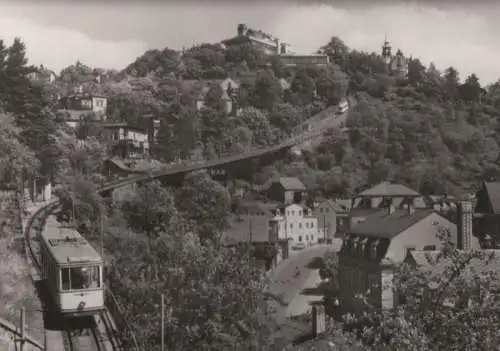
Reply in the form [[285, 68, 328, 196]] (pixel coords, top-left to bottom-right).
[[181, 78, 239, 116], [58, 93, 108, 128], [266, 177, 307, 204], [102, 123, 149, 159], [381, 39, 409, 77], [224, 201, 319, 255], [312, 199, 349, 243]]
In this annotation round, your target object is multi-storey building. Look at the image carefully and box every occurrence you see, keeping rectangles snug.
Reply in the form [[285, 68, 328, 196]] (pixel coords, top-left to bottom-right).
[[224, 201, 319, 252], [102, 122, 149, 159], [338, 195, 481, 315], [58, 93, 108, 128], [312, 199, 349, 243], [349, 181, 423, 230], [222, 24, 329, 67]]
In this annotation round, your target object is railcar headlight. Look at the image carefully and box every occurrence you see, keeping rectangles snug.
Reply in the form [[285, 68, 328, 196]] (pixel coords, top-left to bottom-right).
[[78, 301, 86, 310]]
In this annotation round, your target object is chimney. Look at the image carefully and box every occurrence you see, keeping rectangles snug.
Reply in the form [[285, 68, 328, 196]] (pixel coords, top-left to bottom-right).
[[457, 200, 473, 250], [312, 303, 326, 337]]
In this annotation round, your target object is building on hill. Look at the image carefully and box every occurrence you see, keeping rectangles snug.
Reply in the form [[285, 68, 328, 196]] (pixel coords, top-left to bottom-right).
[[338, 199, 480, 315], [265, 177, 307, 204], [381, 38, 408, 76], [101, 122, 149, 159], [349, 181, 422, 230], [57, 93, 108, 128], [222, 24, 329, 67], [180, 77, 239, 115], [28, 64, 57, 83]]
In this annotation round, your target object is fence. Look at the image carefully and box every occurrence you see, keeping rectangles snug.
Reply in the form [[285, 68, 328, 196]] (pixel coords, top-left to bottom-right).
[[0, 312, 44, 351], [104, 286, 142, 351]]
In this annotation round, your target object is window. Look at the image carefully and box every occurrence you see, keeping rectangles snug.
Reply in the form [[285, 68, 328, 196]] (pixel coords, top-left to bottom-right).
[[320, 208, 323, 213], [292, 211, 295, 216], [325, 208, 329, 212], [298, 236, 302, 242], [61, 266, 100, 291], [290, 223, 293, 229], [306, 235, 309, 241], [311, 222, 314, 228], [299, 210, 302, 216], [299, 223, 302, 229], [311, 235, 314, 241], [306, 222, 309, 229]]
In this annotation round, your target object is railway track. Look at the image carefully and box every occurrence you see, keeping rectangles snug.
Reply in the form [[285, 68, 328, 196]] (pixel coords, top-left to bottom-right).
[[24, 201, 124, 351]]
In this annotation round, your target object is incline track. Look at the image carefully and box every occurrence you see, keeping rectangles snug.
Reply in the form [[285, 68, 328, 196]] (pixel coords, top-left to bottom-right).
[[100, 104, 347, 192], [25, 202, 124, 351]]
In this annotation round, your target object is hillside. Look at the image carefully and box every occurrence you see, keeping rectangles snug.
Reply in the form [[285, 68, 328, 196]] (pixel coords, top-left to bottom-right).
[[45, 32, 500, 197]]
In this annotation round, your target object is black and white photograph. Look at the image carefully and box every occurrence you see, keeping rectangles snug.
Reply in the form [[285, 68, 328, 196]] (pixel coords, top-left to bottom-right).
[[0, 1, 499, 350]]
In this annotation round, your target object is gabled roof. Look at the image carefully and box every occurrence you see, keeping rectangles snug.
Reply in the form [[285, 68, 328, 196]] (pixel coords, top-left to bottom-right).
[[317, 199, 347, 213], [273, 177, 306, 191], [356, 181, 420, 198], [482, 182, 500, 213], [349, 208, 435, 238]]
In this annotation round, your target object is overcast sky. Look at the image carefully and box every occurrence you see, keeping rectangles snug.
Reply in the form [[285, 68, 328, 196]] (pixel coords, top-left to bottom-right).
[[0, 2, 498, 84]]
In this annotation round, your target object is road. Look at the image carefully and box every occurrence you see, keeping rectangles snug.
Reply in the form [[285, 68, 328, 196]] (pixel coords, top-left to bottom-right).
[[267, 243, 341, 323]]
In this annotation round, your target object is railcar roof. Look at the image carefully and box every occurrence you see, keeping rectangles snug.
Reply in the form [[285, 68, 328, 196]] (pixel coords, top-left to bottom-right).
[[40, 216, 102, 264]]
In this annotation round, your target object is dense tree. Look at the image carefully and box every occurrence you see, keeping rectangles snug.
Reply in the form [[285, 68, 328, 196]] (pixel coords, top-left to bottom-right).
[[251, 69, 282, 111], [175, 171, 230, 243]]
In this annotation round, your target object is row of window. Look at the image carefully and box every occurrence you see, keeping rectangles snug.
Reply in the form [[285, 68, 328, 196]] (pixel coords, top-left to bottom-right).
[[289, 221, 315, 229], [318, 207, 330, 213], [297, 234, 315, 242]]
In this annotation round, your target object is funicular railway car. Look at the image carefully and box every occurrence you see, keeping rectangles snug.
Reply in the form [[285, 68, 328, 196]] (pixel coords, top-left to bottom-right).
[[337, 99, 349, 114], [39, 216, 104, 316]]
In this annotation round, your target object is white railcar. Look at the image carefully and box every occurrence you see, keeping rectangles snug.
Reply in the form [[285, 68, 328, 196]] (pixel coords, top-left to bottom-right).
[[39, 215, 104, 316]]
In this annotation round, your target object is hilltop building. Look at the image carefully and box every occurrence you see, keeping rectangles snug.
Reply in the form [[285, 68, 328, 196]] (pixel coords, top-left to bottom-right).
[[222, 24, 329, 67], [381, 38, 408, 76]]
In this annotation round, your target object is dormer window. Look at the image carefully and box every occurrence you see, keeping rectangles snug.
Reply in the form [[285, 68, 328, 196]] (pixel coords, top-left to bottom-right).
[[369, 240, 379, 259], [352, 237, 360, 252]]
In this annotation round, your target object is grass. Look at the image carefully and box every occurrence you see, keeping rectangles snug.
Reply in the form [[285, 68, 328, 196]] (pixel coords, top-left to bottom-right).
[[0, 191, 44, 343]]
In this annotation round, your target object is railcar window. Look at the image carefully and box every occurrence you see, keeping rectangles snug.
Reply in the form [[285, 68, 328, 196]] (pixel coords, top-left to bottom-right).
[[62, 268, 70, 290], [61, 266, 100, 290]]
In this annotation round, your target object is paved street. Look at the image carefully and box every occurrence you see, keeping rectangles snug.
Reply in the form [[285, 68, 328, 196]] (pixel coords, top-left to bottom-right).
[[268, 242, 341, 323]]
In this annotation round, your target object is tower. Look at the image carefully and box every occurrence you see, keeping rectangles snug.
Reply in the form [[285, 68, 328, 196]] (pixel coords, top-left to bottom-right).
[[457, 200, 473, 250], [382, 35, 392, 65]]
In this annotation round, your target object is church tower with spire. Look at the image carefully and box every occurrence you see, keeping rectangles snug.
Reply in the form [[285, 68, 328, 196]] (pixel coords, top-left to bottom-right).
[[382, 35, 392, 65]]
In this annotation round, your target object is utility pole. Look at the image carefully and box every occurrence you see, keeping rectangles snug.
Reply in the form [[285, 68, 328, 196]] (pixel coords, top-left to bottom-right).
[[19, 307, 25, 351], [323, 215, 326, 243], [100, 208, 104, 258], [161, 293, 165, 351]]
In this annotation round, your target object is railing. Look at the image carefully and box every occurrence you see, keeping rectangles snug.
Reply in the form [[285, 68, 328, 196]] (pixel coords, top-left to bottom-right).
[[105, 286, 142, 350], [0, 316, 44, 351]]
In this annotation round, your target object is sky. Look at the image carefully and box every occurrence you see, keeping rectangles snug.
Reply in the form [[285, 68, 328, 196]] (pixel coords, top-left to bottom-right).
[[0, 2, 498, 84]]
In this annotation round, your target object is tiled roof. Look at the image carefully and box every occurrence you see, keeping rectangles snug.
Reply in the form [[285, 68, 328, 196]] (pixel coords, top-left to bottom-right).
[[349, 208, 435, 238], [335, 199, 352, 212], [356, 181, 420, 197], [483, 182, 500, 213]]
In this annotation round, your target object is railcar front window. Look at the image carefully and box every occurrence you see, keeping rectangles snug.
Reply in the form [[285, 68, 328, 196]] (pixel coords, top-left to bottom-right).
[[61, 266, 100, 291]]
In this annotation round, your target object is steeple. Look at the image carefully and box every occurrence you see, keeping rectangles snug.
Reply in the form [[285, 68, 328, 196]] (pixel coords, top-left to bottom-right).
[[382, 33, 392, 65]]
